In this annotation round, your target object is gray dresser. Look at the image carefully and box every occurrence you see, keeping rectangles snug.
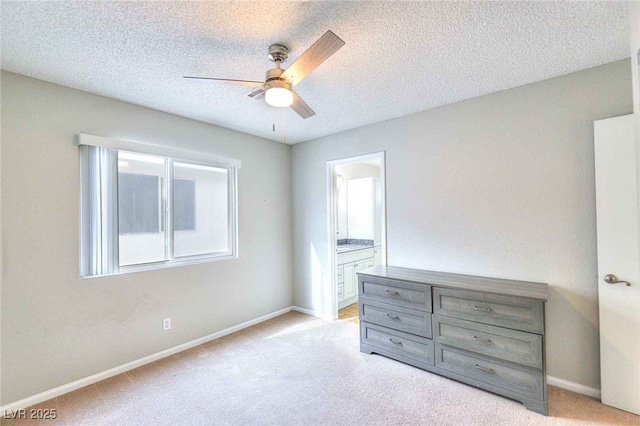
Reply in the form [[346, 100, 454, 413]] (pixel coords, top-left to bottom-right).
[[358, 266, 549, 415]]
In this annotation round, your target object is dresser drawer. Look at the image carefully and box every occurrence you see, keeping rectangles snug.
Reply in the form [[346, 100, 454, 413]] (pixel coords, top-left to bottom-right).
[[435, 343, 544, 400], [432, 315, 542, 369], [361, 322, 434, 365], [361, 300, 432, 338], [359, 275, 432, 312], [433, 288, 544, 333]]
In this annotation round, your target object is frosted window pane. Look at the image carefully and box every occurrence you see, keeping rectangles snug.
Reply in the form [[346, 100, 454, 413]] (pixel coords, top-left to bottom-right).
[[118, 152, 166, 266], [173, 162, 228, 257], [174, 179, 196, 231]]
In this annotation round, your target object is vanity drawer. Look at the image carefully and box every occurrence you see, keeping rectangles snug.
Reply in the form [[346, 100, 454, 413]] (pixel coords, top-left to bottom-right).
[[433, 288, 543, 333], [361, 322, 434, 365], [338, 248, 374, 265], [359, 275, 432, 312], [432, 315, 542, 368], [337, 265, 344, 283], [361, 300, 432, 338], [435, 343, 544, 400]]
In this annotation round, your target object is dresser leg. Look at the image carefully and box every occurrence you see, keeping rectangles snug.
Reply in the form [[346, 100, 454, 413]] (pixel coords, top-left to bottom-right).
[[360, 343, 375, 355], [523, 399, 548, 415]]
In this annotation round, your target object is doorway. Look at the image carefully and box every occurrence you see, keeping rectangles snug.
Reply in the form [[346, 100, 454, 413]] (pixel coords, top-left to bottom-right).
[[327, 152, 386, 321]]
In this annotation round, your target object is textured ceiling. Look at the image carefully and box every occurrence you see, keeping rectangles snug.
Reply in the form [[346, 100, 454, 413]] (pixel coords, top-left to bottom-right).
[[0, 1, 630, 144]]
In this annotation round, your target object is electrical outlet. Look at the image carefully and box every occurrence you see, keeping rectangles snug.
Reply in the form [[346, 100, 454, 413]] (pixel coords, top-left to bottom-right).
[[163, 317, 171, 331]]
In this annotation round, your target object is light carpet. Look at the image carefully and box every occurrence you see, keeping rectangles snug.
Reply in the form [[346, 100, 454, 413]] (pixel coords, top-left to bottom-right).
[[4, 311, 639, 425]]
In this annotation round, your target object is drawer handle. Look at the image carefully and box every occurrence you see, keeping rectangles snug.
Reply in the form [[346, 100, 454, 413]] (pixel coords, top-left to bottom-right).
[[389, 338, 403, 346], [386, 314, 400, 320], [474, 364, 495, 374], [386, 290, 400, 296], [473, 305, 492, 313], [473, 335, 492, 344]]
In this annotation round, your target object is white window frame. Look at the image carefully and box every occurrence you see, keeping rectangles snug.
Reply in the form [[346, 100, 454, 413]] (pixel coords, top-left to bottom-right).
[[78, 134, 240, 278]]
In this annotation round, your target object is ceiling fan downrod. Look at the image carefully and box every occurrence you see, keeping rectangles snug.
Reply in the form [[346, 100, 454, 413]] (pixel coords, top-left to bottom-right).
[[268, 44, 289, 65]]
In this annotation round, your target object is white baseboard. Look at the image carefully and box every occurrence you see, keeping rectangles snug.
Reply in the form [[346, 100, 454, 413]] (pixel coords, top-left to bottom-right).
[[547, 375, 601, 399], [3, 308, 598, 413], [0, 306, 296, 412], [291, 305, 321, 317]]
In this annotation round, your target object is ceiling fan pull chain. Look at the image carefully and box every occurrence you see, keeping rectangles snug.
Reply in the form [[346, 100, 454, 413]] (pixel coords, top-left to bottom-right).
[[282, 108, 287, 144], [272, 107, 277, 133]]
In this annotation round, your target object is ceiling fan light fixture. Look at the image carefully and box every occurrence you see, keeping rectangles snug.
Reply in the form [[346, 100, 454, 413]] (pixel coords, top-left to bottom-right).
[[184, 30, 344, 119], [265, 80, 294, 108]]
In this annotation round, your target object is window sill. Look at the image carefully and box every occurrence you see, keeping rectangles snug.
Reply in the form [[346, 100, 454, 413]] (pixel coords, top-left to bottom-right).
[[80, 253, 238, 280]]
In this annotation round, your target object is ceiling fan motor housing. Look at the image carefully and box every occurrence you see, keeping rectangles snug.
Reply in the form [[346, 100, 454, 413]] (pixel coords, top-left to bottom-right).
[[268, 44, 289, 63], [264, 78, 292, 91], [265, 68, 287, 83]]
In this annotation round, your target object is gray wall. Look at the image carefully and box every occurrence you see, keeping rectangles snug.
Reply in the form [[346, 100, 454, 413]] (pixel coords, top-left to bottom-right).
[[632, 1, 639, 114], [0, 70, 3, 404], [632, 3, 640, 222], [0, 71, 293, 404], [292, 60, 633, 390]]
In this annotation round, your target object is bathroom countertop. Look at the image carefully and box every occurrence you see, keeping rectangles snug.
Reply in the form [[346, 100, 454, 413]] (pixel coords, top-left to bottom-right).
[[336, 244, 374, 254]]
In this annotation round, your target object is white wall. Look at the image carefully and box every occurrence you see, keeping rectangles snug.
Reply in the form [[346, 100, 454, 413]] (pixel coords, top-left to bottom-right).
[[335, 176, 348, 241], [335, 163, 380, 241], [346, 178, 375, 241], [334, 163, 380, 180], [0, 71, 293, 404], [292, 60, 633, 391]]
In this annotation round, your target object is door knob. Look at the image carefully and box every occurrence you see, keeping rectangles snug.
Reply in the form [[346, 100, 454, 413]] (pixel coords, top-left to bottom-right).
[[604, 274, 631, 287]]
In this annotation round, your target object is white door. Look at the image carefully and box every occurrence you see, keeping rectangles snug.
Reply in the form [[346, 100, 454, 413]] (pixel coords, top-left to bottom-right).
[[595, 114, 640, 415]]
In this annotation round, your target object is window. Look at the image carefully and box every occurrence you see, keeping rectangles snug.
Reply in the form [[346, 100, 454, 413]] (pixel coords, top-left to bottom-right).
[[173, 178, 196, 232], [118, 173, 163, 234], [79, 137, 238, 277], [172, 161, 229, 258]]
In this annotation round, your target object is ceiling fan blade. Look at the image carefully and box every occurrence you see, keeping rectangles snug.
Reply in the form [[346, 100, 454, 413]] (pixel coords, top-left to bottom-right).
[[245, 87, 265, 99], [183, 76, 264, 87], [290, 90, 316, 119], [281, 30, 345, 86]]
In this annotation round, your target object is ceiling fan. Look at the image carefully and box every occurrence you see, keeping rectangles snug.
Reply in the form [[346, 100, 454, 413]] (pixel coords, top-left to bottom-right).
[[184, 30, 345, 119]]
